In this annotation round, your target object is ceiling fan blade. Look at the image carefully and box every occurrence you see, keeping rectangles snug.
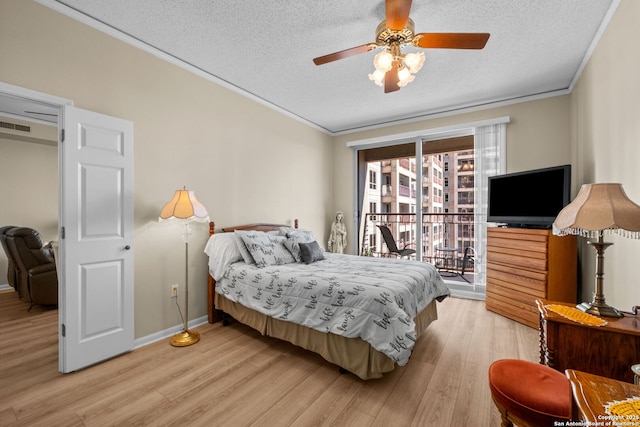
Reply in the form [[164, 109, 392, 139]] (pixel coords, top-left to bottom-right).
[[386, 0, 412, 30], [313, 44, 376, 65], [413, 33, 490, 49], [384, 60, 401, 93]]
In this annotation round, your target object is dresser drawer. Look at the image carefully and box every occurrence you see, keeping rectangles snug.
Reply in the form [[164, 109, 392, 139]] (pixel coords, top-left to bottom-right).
[[486, 235, 548, 253], [487, 250, 548, 271], [486, 290, 539, 328], [486, 272, 547, 298]]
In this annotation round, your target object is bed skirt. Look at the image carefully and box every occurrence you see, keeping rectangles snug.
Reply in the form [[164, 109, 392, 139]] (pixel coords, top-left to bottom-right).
[[214, 293, 438, 380]]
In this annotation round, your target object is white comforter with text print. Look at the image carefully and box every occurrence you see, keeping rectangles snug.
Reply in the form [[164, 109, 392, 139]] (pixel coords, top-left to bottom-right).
[[215, 253, 450, 366]]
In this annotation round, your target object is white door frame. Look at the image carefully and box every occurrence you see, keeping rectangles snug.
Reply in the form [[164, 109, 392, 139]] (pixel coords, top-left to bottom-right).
[[0, 81, 136, 372], [0, 82, 73, 116]]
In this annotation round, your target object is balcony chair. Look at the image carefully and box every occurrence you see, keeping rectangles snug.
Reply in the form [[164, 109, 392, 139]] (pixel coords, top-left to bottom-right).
[[377, 225, 416, 259], [5, 227, 58, 309], [0, 225, 19, 291], [456, 246, 475, 283]]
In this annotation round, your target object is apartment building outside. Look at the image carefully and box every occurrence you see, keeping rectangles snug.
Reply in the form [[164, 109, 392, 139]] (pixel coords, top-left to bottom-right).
[[361, 150, 475, 269]]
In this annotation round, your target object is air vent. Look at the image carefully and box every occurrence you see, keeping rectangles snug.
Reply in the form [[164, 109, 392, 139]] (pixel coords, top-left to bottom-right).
[[0, 121, 31, 133]]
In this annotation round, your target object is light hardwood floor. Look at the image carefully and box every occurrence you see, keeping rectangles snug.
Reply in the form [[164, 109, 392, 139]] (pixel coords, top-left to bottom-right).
[[0, 289, 539, 426]]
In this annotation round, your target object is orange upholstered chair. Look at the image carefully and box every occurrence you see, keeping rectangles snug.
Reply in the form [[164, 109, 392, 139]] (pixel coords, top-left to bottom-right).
[[488, 359, 571, 427]]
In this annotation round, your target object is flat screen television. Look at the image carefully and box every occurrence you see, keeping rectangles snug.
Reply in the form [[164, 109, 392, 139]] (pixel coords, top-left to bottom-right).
[[487, 164, 571, 227]]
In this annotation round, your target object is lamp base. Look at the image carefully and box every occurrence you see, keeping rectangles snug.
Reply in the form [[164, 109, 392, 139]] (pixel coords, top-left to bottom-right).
[[577, 301, 624, 318], [170, 329, 200, 347]]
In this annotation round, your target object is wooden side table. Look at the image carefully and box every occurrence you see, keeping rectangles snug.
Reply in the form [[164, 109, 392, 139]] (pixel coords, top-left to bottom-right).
[[537, 299, 640, 383], [435, 247, 458, 277], [566, 369, 640, 424]]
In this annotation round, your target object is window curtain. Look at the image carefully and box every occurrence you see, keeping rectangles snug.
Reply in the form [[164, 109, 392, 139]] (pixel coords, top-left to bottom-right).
[[473, 123, 506, 290]]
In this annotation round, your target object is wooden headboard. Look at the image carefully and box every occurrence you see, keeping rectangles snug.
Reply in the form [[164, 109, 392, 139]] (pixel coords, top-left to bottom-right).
[[208, 219, 299, 236], [207, 219, 298, 323]]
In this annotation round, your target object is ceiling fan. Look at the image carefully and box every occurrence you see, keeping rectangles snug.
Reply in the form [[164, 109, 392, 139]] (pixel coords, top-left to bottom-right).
[[312, 0, 490, 93]]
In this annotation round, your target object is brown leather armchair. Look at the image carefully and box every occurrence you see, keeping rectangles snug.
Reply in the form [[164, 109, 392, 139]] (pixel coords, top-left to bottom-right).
[[0, 225, 19, 291], [5, 227, 58, 308]]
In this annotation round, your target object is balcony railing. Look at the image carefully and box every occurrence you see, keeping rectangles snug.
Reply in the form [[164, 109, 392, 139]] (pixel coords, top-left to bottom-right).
[[398, 184, 416, 198], [360, 212, 476, 281]]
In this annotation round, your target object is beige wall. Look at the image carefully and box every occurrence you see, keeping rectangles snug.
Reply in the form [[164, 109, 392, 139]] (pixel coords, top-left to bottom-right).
[[570, 0, 640, 309], [333, 95, 573, 254], [0, 0, 333, 338]]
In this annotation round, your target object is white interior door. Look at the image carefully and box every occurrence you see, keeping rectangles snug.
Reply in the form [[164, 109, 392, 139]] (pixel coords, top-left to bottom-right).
[[59, 106, 134, 373]]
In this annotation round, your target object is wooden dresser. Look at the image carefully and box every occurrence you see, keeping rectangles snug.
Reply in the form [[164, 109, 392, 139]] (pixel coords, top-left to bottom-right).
[[485, 227, 577, 328], [539, 300, 640, 383]]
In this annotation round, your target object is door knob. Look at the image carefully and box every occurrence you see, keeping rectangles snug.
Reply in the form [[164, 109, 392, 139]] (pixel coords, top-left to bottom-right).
[[124, 245, 131, 250]]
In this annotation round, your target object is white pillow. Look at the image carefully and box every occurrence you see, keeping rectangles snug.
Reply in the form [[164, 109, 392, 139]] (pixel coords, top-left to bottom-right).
[[239, 231, 296, 268], [204, 233, 243, 280]]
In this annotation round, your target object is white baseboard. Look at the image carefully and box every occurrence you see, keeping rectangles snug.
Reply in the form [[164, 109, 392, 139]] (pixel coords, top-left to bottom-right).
[[134, 315, 209, 349], [0, 286, 210, 348], [0, 282, 209, 348]]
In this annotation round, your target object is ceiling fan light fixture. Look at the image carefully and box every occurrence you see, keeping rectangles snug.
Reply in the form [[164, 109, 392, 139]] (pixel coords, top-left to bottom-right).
[[368, 69, 386, 86], [397, 66, 415, 87], [403, 52, 425, 73], [373, 51, 394, 72]]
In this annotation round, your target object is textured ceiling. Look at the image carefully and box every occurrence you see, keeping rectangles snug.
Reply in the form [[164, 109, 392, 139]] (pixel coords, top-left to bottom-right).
[[19, 0, 618, 134]]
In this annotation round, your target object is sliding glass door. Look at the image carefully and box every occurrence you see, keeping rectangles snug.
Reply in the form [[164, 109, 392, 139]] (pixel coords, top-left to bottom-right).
[[357, 138, 477, 285], [355, 123, 506, 296]]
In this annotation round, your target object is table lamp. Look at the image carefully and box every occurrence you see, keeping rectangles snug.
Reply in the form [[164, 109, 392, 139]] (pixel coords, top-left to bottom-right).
[[159, 187, 209, 345], [553, 183, 640, 317]]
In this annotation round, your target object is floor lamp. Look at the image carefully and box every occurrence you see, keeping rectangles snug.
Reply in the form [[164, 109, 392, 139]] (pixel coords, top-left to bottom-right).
[[159, 187, 209, 346], [553, 183, 640, 317]]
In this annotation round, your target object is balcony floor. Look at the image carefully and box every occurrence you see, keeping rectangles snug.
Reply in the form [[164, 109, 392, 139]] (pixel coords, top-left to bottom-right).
[[441, 271, 485, 301]]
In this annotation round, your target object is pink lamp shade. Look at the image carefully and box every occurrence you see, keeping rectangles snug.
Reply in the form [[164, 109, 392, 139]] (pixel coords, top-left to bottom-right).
[[159, 188, 209, 222]]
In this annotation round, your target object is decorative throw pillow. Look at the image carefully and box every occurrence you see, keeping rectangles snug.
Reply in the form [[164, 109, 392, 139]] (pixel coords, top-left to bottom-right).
[[234, 230, 256, 264], [239, 232, 296, 268], [284, 231, 316, 262], [299, 241, 326, 265]]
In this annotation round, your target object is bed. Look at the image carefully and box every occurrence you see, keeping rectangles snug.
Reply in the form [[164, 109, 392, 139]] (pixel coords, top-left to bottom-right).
[[205, 221, 450, 380]]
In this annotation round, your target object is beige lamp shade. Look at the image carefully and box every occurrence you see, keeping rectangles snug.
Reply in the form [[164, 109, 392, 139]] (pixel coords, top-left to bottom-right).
[[553, 183, 640, 239], [159, 188, 209, 222]]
